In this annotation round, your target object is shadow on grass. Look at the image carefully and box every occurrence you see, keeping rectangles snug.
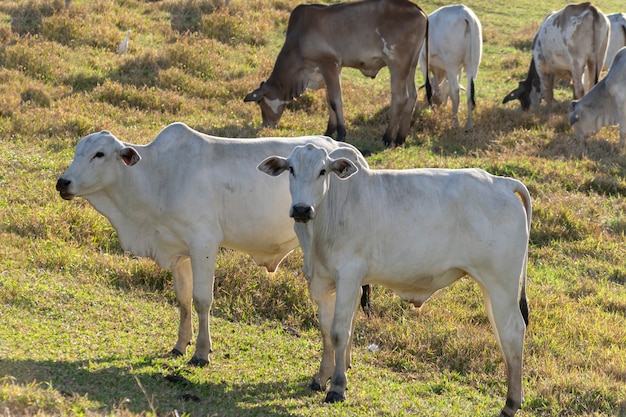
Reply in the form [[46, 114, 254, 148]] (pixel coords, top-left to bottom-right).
[[0, 356, 315, 416]]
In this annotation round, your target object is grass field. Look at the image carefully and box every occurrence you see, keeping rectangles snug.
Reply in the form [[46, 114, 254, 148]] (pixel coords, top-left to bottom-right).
[[0, 0, 625, 416]]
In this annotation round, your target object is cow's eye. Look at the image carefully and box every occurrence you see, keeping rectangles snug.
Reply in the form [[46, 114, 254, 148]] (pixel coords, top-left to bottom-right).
[[288, 167, 294, 175], [319, 169, 326, 177], [92, 152, 105, 160]]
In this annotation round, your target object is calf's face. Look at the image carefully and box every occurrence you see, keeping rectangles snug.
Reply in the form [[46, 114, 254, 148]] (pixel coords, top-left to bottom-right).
[[244, 81, 288, 128], [257, 144, 358, 223], [56, 131, 141, 200], [568, 100, 600, 143]]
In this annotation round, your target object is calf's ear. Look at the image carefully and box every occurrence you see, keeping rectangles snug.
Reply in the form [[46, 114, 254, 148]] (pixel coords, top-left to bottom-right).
[[257, 156, 289, 177], [120, 147, 141, 166], [329, 158, 358, 180]]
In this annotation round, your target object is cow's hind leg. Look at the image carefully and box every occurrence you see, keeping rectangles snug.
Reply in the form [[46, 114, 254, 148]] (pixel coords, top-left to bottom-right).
[[171, 257, 194, 357], [396, 59, 419, 145], [447, 68, 461, 129], [479, 281, 526, 417], [321, 66, 345, 141], [383, 65, 411, 146]]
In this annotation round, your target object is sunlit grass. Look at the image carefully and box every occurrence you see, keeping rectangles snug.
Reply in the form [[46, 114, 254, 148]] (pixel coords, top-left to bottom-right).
[[0, 0, 625, 416]]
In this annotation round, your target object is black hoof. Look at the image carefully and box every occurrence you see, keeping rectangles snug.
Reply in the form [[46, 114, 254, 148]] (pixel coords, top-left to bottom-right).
[[170, 348, 184, 357], [309, 380, 325, 392], [188, 356, 209, 367], [324, 391, 345, 403]]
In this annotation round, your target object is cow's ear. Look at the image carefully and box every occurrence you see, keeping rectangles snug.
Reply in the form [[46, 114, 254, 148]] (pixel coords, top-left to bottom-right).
[[502, 87, 522, 104], [329, 158, 358, 179], [244, 82, 266, 103], [120, 147, 141, 166], [258, 156, 289, 177]]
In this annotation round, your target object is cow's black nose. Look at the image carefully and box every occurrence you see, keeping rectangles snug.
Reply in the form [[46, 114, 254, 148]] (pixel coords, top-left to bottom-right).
[[290, 204, 314, 223], [56, 178, 71, 192]]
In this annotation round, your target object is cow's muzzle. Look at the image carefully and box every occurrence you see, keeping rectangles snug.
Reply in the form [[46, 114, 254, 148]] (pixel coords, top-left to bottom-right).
[[290, 204, 314, 223], [56, 178, 75, 200]]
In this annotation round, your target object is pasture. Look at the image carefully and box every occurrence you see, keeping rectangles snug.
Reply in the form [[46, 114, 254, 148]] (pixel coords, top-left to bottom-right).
[[0, 0, 625, 416]]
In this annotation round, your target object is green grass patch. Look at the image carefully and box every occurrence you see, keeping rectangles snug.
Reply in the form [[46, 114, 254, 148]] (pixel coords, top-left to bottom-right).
[[1, 0, 626, 416]]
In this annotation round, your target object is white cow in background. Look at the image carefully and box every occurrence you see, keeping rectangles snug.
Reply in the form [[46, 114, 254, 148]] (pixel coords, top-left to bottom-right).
[[503, 3, 609, 112], [420, 4, 482, 130], [259, 144, 532, 417], [605, 13, 626, 70], [56, 122, 366, 366], [570, 46, 626, 149]]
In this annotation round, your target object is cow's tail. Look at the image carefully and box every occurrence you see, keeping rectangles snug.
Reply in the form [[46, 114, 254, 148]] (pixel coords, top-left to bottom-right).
[[512, 179, 532, 327], [424, 15, 432, 105], [591, 6, 609, 85], [466, 12, 481, 110]]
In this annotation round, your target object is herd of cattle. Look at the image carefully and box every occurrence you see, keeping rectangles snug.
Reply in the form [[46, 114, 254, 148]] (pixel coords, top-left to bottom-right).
[[53, 1, 626, 417], [246, 0, 626, 149]]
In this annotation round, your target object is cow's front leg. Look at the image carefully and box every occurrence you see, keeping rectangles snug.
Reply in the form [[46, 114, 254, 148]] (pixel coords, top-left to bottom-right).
[[541, 73, 555, 113], [310, 291, 336, 392], [322, 67, 345, 141], [571, 67, 586, 101], [188, 243, 219, 366], [324, 266, 365, 403], [170, 257, 193, 356]]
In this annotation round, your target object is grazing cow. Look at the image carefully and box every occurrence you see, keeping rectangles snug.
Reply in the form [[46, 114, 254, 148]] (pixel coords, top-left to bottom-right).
[[244, 0, 431, 146], [56, 122, 368, 366], [419, 4, 482, 130], [569, 46, 626, 149], [258, 144, 532, 417], [605, 13, 626, 70], [503, 2, 609, 112]]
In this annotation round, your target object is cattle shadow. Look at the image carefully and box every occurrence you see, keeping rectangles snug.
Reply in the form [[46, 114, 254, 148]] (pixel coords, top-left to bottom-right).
[[0, 356, 312, 416]]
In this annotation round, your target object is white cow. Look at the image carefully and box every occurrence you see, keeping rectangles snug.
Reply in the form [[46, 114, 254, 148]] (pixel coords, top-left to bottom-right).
[[605, 13, 626, 70], [569, 46, 626, 149], [503, 3, 610, 112], [56, 122, 366, 366], [419, 4, 482, 130], [259, 144, 532, 417]]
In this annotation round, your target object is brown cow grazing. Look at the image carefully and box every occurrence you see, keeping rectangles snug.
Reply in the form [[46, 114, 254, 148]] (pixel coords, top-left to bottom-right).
[[244, 0, 431, 147], [503, 2, 609, 112]]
